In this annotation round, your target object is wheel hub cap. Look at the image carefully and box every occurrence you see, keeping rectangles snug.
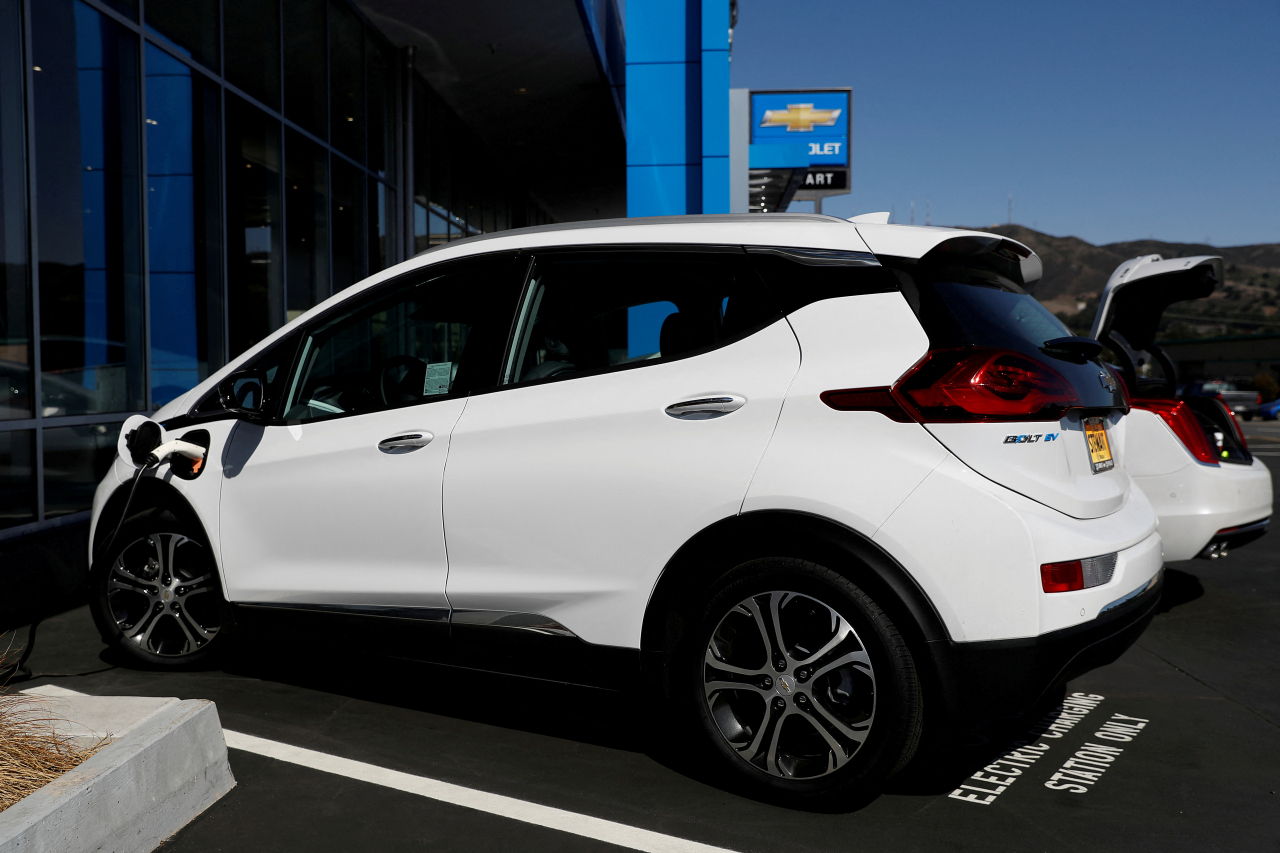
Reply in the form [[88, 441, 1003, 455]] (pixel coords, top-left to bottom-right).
[[106, 533, 220, 657]]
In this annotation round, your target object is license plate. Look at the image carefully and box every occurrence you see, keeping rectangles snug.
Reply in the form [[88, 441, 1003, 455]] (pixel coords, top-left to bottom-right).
[[1084, 417, 1114, 473]]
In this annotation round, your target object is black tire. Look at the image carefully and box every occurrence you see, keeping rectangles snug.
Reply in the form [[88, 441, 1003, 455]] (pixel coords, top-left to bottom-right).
[[90, 511, 230, 668], [679, 558, 922, 805]]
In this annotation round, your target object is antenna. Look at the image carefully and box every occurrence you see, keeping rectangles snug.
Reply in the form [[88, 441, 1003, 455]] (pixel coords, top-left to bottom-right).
[[889, 204, 895, 224], [910, 200, 915, 226]]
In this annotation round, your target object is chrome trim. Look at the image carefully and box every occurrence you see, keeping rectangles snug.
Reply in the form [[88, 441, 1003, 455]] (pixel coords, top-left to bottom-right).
[[665, 395, 747, 420], [243, 603, 450, 623], [378, 432, 433, 453], [449, 610, 577, 637], [1099, 570, 1162, 614]]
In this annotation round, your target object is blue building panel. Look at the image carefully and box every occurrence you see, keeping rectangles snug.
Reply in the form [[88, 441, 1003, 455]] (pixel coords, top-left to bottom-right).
[[626, 0, 699, 64], [700, 155, 729, 214], [627, 164, 700, 217]]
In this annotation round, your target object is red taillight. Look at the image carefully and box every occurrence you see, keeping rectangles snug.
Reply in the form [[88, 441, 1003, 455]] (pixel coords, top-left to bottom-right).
[[1131, 398, 1219, 465], [1258, 393, 1264, 405], [894, 348, 1078, 422], [1217, 400, 1249, 451], [1041, 560, 1084, 592], [819, 387, 913, 422]]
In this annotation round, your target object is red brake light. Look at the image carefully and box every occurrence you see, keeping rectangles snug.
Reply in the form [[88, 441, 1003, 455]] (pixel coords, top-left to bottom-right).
[[1258, 393, 1264, 405], [820, 387, 913, 422], [894, 348, 1078, 422], [1041, 561, 1084, 593], [1131, 398, 1219, 465]]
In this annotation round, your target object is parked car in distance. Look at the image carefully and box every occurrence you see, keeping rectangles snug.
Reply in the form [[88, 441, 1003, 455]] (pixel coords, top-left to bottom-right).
[[90, 214, 1164, 805], [1181, 379, 1260, 421], [1260, 396, 1280, 420], [1091, 254, 1271, 561]]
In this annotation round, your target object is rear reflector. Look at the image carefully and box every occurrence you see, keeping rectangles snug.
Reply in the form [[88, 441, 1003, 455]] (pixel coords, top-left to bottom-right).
[[819, 387, 913, 422], [1041, 553, 1117, 593], [1130, 398, 1219, 465]]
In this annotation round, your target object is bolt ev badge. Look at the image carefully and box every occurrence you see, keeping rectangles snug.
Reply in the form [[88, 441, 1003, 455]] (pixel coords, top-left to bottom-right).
[[1004, 433, 1059, 444]]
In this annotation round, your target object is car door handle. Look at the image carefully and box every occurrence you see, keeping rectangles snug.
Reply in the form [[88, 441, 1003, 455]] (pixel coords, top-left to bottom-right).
[[378, 432, 433, 453], [664, 395, 747, 420]]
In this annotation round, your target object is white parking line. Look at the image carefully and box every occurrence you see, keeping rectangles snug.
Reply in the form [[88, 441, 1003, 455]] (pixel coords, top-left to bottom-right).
[[24, 685, 736, 853]]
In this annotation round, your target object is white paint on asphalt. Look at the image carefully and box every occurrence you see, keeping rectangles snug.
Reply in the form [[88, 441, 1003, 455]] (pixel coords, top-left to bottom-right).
[[28, 686, 737, 853]]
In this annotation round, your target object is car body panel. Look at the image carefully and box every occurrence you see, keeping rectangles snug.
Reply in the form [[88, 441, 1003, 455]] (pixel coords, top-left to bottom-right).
[[442, 316, 802, 648]]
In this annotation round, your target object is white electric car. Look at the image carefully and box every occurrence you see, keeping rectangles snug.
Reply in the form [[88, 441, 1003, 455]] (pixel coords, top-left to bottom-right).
[[1090, 254, 1271, 561], [89, 214, 1163, 803]]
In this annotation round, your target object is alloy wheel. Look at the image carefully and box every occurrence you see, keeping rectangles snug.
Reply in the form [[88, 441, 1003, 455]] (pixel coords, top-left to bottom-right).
[[703, 590, 875, 779], [106, 533, 221, 657]]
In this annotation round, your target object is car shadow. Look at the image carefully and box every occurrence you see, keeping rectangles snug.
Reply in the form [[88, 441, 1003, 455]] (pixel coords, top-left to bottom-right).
[[1157, 567, 1204, 613]]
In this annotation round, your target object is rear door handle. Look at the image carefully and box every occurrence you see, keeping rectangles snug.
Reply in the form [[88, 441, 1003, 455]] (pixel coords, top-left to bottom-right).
[[664, 395, 746, 420], [378, 432, 433, 453]]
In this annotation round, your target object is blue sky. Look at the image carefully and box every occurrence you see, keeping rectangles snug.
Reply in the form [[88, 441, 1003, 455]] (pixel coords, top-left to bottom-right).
[[729, 0, 1280, 247]]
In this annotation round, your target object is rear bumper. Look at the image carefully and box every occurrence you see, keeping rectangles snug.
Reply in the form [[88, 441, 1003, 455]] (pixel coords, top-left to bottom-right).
[[926, 569, 1163, 724], [1134, 459, 1273, 561]]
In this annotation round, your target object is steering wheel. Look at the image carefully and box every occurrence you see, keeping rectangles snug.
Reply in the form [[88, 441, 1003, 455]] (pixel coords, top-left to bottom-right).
[[379, 355, 429, 407]]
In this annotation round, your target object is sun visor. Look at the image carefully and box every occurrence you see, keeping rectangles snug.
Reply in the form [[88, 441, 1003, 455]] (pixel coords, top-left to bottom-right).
[[1090, 255, 1222, 352]]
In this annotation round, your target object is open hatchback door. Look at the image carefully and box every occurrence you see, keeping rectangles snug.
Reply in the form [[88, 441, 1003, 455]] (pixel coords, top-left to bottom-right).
[[1089, 254, 1271, 560]]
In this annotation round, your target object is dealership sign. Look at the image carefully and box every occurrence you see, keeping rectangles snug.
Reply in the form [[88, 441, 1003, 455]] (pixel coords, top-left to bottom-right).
[[750, 90, 850, 167]]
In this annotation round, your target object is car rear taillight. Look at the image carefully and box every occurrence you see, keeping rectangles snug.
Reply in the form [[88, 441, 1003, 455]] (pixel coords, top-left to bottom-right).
[[819, 387, 913, 422], [1258, 393, 1264, 405], [1041, 553, 1117, 593], [893, 348, 1078, 422], [1131, 398, 1219, 465], [1217, 399, 1249, 451]]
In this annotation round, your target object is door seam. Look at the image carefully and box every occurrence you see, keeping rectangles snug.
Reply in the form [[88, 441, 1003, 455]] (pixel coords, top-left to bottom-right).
[[738, 315, 804, 515]]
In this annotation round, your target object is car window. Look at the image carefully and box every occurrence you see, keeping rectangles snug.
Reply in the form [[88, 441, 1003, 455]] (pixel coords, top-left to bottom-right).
[[505, 250, 778, 386], [282, 254, 519, 423], [188, 331, 301, 419]]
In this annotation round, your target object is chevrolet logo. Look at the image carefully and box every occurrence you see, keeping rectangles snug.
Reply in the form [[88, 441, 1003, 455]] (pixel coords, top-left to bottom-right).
[[759, 103, 842, 132]]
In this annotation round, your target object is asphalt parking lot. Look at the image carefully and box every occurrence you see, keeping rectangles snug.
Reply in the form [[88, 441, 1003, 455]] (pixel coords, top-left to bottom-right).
[[8, 441, 1280, 852]]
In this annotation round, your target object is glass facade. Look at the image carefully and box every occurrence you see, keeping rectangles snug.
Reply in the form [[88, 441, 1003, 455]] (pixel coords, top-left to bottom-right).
[[0, 0, 554, 534]]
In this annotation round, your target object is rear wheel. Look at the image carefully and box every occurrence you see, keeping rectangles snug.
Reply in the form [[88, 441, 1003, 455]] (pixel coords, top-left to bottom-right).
[[682, 558, 922, 804], [90, 513, 229, 667]]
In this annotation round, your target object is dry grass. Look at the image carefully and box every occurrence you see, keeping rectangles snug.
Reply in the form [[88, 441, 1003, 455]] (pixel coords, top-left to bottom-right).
[[0, 647, 105, 813]]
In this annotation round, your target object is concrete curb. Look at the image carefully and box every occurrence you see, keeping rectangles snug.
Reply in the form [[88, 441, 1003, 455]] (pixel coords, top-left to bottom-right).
[[0, 692, 235, 853]]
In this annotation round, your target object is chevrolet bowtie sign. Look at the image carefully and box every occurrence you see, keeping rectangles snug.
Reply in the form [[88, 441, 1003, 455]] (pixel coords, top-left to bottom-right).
[[751, 90, 850, 168], [759, 104, 842, 132]]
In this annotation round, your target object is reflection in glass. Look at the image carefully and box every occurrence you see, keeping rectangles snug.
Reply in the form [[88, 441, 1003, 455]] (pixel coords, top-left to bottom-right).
[[224, 0, 281, 110], [145, 45, 221, 408], [0, 0, 31, 420], [331, 160, 365, 291], [33, 0, 144, 417], [0, 430, 34, 528], [285, 129, 329, 322], [226, 96, 283, 358], [369, 180, 394, 275], [284, 0, 327, 139], [43, 422, 119, 517], [366, 33, 394, 181], [143, 0, 219, 71], [329, 0, 364, 163]]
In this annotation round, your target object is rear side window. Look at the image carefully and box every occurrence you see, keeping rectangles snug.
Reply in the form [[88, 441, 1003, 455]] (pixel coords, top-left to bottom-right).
[[505, 250, 778, 386]]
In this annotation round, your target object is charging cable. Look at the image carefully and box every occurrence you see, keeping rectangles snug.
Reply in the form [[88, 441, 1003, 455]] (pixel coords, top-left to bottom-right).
[[1, 438, 206, 685]]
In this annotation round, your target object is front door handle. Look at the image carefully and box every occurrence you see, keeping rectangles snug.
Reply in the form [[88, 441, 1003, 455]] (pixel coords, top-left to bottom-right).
[[664, 395, 747, 420], [378, 432, 433, 453]]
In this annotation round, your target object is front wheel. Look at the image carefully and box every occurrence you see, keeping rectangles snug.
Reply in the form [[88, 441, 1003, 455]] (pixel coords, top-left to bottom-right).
[[682, 558, 922, 805], [90, 513, 229, 667]]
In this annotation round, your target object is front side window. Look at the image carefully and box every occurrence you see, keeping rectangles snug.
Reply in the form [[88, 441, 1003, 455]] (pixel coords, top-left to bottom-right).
[[505, 250, 777, 386], [283, 254, 519, 423]]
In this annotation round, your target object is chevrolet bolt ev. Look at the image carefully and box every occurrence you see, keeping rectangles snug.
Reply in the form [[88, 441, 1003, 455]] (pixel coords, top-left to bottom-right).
[[1089, 254, 1272, 560], [89, 214, 1163, 804]]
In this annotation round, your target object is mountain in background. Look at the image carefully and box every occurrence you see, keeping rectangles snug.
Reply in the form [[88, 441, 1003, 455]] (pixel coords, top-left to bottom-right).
[[962, 224, 1280, 338]]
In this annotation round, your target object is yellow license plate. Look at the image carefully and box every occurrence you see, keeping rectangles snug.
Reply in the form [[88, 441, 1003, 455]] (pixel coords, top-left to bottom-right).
[[1084, 418, 1114, 473]]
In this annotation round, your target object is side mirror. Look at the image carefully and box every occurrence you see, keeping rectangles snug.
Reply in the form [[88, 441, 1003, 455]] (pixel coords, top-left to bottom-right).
[[218, 369, 268, 417]]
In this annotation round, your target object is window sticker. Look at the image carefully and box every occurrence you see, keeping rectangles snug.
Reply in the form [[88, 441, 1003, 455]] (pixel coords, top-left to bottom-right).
[[424, 362, 452, 396]]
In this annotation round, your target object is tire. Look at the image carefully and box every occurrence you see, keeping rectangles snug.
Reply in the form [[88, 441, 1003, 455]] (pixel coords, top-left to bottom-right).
[[90, 511, 230, 668], [680, 558, 922, 805]]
